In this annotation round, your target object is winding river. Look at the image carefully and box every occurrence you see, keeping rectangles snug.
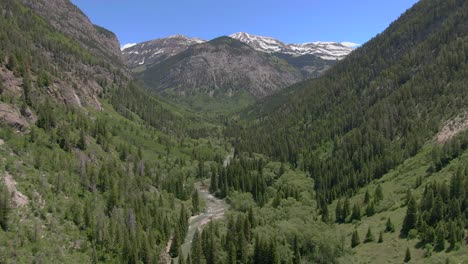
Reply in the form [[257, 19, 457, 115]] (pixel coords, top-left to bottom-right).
[[180, 152, 232, 258]]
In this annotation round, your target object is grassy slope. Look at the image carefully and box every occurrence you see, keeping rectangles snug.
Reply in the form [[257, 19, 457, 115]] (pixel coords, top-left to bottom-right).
[[333, 144, 468, 264]]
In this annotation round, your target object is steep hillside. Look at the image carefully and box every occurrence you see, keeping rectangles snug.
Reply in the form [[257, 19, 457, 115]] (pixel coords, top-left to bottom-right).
[[20, 0, 122, 61], [0, 0, 226, 263]]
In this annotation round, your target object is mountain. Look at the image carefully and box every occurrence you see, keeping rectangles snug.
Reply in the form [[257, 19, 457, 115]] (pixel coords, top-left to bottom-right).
[[20, 0, 122, 62], [122, 34, 205, 69], [229, 32, 356, 60], [126, 33, 356, 111], [138, 36, 303, 109]]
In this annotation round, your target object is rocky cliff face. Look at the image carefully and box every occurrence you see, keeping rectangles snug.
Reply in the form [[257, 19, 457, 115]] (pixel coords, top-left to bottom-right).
[[139, 37, 303, 99], [20, 0, 122, 62]]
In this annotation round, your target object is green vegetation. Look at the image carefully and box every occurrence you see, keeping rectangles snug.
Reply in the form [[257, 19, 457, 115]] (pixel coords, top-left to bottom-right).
[[0, 0, 467, 263]]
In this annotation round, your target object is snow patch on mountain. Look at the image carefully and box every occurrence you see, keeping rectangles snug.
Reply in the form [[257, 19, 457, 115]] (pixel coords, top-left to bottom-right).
[[229, 32, 357, 60], [121, 43, 137, 51]]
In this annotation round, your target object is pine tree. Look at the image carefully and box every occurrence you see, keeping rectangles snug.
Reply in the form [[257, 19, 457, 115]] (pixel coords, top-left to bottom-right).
[[435, 225, 446, 252], [378, 231, 383, 243], [343, 198, 351, 222], [364, 189, 371, 204], [78, 129, 86, 150], [335, 199, 343, 223], [209, 168, 217, 193], [364, 227, 374, 243], [401, 194, 418, 237], [293, 235, 301, 264], [0, 183, 11, 231], [351, 203, 361, 221], [375, 184, 384, 202], [385, 217, 395, 233], [404, 247, 411, 262], [366, 201, 375, 216], [192, 190, 200, 216], [169, 228, 180, 258], [191, 230, 202, 264], [227, 240, 236, 264], [351, 230, 360, 248]]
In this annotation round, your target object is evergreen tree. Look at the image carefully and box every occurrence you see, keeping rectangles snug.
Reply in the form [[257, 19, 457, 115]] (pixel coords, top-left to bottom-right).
[[77, 129, 86, 150], [0, 183, 10, 231], [375, 184, 384, 202], [385, 218, 395, 233], [169, 228, 180, 258], [293, 235, 301, 264], [351, 203, 361, 221], [435, 225, 446, 252], [404, 247, 411, 262], [343, 198, 351, 222], [364, 227, 374, 243], [378, 231, 383, 243], [335, 199, 344, 223], [209, 168, 217, 193], [366, 201, 375, 217], [351, 230, 360, 248], [364, 189, 371, 204], [227, 240, 236, 264], [401, 194, 418, 237], [192, 190, 200, 216], [191, 230, 202, 264]]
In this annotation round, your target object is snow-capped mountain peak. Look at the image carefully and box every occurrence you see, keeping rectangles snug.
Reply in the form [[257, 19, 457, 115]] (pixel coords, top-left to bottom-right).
[[122, 35, 206, 67], [229, 32, 357, 60]]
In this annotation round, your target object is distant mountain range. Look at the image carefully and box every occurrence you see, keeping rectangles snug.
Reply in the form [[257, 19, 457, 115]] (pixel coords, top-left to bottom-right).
[[122, 33, 357, 109], [122, 32, 357, 68]]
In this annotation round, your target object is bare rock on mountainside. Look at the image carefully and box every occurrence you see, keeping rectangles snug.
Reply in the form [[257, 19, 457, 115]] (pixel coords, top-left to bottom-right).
[[436, 111, 468, 143], [0, 103, 29, 131], [3, 172, 29, 207], [20, 0, 122, 61]]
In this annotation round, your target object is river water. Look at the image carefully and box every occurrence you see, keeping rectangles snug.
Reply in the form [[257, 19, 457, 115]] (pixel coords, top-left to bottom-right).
[[180, 180, 229, 258]]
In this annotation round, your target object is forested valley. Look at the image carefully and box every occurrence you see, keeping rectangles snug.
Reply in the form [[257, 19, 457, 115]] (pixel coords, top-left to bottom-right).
[[0, 0, 467, 263]]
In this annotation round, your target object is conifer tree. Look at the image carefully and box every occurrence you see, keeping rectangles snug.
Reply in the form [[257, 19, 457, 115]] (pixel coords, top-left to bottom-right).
[[366, 201, 375, 217], [191, 230, 202, 264], [351, 230, 360, 248], [364, 189, 371, 204], [385, 217, 395, 233], [364, 227, 374, 243], [375, 184, 384, 202], [404, 247, 411, 262], [192, 190, 200, 216], [401, 194, 418, 237], [378, 231, 383, 243], [351, 203, 361, 221], [343, 198, 351, 222], [0, 183, 10, 231], [435, 225, 446, 252], [293, 235, 301, 264], [335, 199, 344, 223]]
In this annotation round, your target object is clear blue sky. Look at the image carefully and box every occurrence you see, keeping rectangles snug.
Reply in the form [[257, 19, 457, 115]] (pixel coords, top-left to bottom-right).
[[71, 0, 419, 47]]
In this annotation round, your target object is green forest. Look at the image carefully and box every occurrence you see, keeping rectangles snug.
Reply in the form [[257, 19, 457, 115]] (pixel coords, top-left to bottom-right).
[[0, 0, 467, 263]]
